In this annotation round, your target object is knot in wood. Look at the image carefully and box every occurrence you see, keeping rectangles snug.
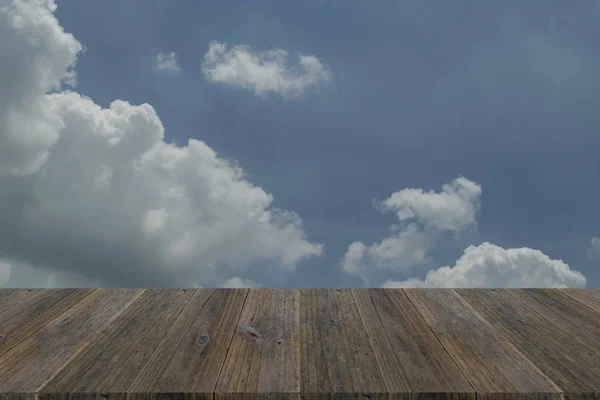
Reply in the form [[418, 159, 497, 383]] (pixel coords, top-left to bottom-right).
[[198, 334, 210, 345], [240, 324, 264, 340]]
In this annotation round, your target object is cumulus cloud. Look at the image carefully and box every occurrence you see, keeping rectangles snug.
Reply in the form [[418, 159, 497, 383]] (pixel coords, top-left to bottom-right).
[[202, 41, 329, 98], [344, 177, 586, 288], [378, 176, 482, 232], [342, 177, 481, 285], [218, 276, 261, 288], [382, 242, 586, 288], [0, 0, 323, 288], [155, 52, 182, 75]]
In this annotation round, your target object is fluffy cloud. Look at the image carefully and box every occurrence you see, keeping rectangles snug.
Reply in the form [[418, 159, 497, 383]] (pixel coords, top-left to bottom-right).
[[202, 41, 329, 98], [218, 276, 261, 288], [0, 0, 323, 288], [378, 176, 482, 232], [344, 177, 586, 288], [382, 242, 586, 288], [342, 177, 481, 285], [155, 52, 182, 75]]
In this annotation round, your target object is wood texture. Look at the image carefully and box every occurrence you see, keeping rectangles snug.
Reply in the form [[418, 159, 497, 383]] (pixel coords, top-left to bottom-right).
[[0, 289, 93, 359], [456, 288, 600, 396], [0, 288, 599, 400], [0, 288, 144, 397], [299, 288, 386, 400], [404, 289, 561, 400], [40, 288, 196, 398], [216, 289, 298, 400], [130, 288, 248, 398], [352, 288, 474, 399]]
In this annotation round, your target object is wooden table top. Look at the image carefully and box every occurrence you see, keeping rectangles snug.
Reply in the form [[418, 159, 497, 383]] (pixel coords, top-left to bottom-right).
[[0, 288, 599, 400]]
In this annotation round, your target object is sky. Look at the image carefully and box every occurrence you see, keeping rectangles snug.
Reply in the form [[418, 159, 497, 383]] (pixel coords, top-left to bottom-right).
[[0, 0, 599, 289]]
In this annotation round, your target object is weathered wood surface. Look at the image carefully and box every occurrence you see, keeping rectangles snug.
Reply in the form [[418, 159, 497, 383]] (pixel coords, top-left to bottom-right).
[[0, 288, 598, 400]]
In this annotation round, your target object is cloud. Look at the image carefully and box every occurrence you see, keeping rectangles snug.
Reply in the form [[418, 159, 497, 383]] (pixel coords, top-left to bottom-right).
[[343, 177, 586, 288], [342, 177, 481, 285], [382, 242, 586, 288], [155, 52, 182, 75], [588, 237, 600, 260], [378, 176, 482, 232], [0, 0, 323, 288], [202, 41, 329, 98], [218, 276, 261, 288]]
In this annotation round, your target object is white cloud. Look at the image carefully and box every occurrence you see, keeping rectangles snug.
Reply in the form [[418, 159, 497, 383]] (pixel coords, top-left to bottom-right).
[[588, 236, 600, 260], [155, 52, 182, 75], [344, 176, 586, 288], [202, 41, 329, 98], [0, 0, 323, 288], [378, 176, 482, 232], [342, 177, 481, 285], [218, 276, 261, 288], [382, 242, 586, 288]]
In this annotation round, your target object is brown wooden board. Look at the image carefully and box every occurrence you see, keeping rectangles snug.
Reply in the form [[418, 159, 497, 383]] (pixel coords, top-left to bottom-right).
[[0, 289, 93, 359], [404, 289, 561, 400], [40, 288, 196, 399], [456, 288, 600, 397], [129, 288, 248, 400], [558, 289, 600, 315], [352, 289, 475, 399], [0, 289, 42, 317], [0, 288, 144, 399], [298, 288, 387, 400], [0, 288, 599, 399], [216, 288, 298, 400], [506, 289, 600, 356]]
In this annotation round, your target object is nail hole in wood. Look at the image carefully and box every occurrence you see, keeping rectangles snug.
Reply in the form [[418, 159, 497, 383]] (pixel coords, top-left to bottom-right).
[[276, 339, 283, 345], [198, 334, 210, 345], [0, 334, 5, 343]]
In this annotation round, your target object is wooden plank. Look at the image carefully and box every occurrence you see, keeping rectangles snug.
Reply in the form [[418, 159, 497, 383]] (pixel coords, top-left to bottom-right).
[[456, 288, 600, 395], [298, 288, 386, 400], [0, 289, 41, 317], [404, 289, 561, 400], [506, 289, 600, 356], [558, 289, 600, 315], [215, 288, 298, 400], [0, 288, 145, 396], [128, 288, 248, 398], [352, 288, 474, 398], [40, 288, 196, 397], [0, 289, 93, 358]]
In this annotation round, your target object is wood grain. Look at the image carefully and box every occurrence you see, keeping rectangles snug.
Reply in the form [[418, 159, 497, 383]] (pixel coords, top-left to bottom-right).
[[40, 288, 196, 399], [216, 289, 298, 400], [129, 288, 248, 399], [404, 289, 561, 400], [558, 289, 600, 315], [506, 289, 600, 356], [352, 289, 475, 399], [0, 289, 93, 358], [0, 289, 41, 317], [0, 288, 144, 398], [1, 288, 600, 399], [456, 288, 600, 396], [299, 288, 386, 400]]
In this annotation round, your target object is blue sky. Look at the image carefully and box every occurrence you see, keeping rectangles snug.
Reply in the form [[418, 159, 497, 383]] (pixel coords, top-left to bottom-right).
[[0, 0, 598, 288]]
